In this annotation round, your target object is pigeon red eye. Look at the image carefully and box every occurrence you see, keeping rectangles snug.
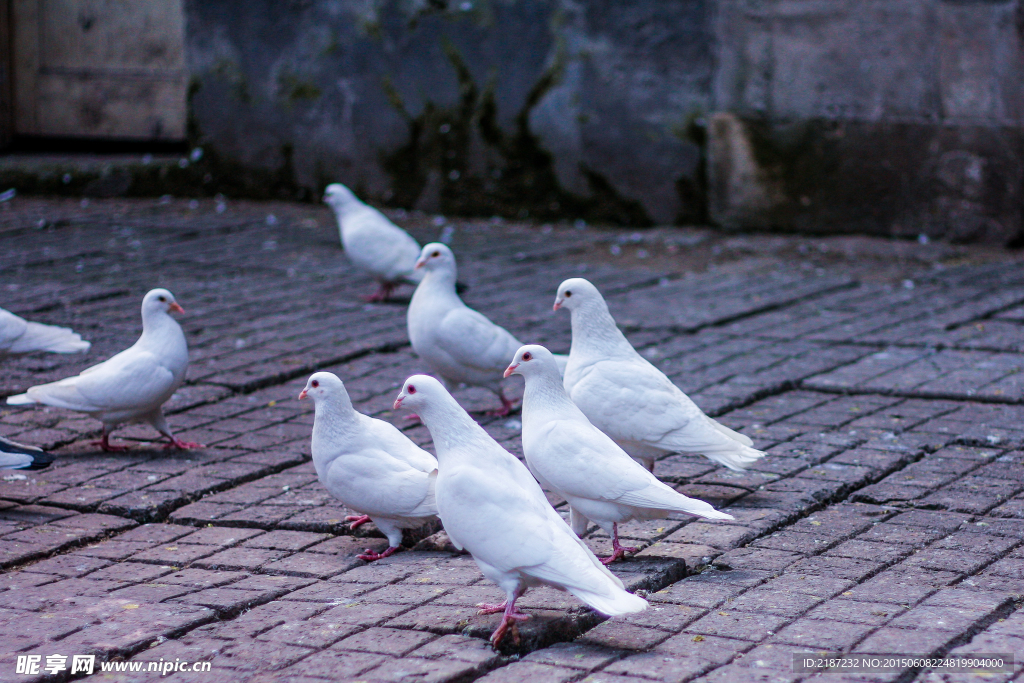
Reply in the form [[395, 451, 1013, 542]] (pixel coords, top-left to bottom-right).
[[311, 380, 319, 388], [408, 385, 416, 394], [522, 352, 532, 361]]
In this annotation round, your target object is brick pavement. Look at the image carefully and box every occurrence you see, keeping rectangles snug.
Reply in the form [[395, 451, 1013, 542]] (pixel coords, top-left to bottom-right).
[[0, 197, 1023, 682]]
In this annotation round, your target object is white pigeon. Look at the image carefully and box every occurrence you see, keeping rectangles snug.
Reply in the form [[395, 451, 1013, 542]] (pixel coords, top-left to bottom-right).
[[299, 371, 438, 561], [555, 278, 764, 473], [0, 436, 55, 470], [6, 289, 201, 452], [408, 242, 567, 416], [0, 307, 89, 356], [507, 344, 733, 563], [393, 374, 646, 647], [323, 183, 425, 302]]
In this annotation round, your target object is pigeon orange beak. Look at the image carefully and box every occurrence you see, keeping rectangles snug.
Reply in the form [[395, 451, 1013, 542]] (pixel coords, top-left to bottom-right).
[[552, 299, 562, 312], [414, 259, 426, 270], [503, 363, 519, 379], [169, 302, 185, 314], [298, 389, 308, 400], [393, 395, 404, 410]]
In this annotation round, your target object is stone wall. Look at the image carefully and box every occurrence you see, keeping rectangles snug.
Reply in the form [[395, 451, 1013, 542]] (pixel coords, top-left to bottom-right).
[[183, 0, 1024, 243], [710, 0, 1024, 244]]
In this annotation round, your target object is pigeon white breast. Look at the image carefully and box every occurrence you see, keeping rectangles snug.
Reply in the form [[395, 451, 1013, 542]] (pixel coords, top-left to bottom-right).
[[299, 371, 438, 561], [323, 183, 424, 302], [0, 436, 55, 470], [393, 374, 646, 647], [407, 242, 567, 416], [507, 344, 733, 563], [0, 307, 90, 356], [554, 278, 764, 473], [6, 288, 201, 452]]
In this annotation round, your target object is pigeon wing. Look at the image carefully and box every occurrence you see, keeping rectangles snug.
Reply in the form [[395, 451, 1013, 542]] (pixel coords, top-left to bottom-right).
[[569, 359, 702, 442], [364, 417, 438, 474], [528, 419, 654, 502], [9, 321, 90, 354], [344, 209, 421, 282], [570, 359, 764, 470], [434, 307, 522, 376], [323, 447, 436, 518], [0, 309, 28, 352], [26, 348, 175, 414]]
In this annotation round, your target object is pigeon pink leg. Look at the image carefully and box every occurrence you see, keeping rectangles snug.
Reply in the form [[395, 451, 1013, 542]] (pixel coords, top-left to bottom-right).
[[600, 523, 639, 565], [486, 391, 516, 417], [357, 545, 398, 562], [163, 435, 206, 450], [363, 282, 396, 303], [92, 431, 130, 453], [346, 514, 372, 529], [487, 587, 530, 647]]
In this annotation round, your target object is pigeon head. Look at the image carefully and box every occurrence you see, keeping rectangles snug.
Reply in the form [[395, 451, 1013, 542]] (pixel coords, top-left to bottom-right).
[[299, 371, 345, 402], [553, 278, 602, 312], [143, 288, 184, 316], [505, 344, 559, 379], [414, 243, 456, 274], [323, 183, 359, 212], [394, 374, 447, 412]]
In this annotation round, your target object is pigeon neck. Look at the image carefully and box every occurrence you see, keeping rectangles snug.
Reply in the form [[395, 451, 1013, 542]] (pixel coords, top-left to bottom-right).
[[312, 393, 359, 438], [569, 301, 634, 358], [418, 397, 495, 466], [522, 369, 577, 421], [419, 268, 459, 298], [335, 201, 366, 219], [139, 310, 183, 348]]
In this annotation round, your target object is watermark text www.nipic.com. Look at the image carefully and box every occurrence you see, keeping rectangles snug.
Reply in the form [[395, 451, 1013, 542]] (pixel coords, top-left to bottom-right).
[[15, 654, 213, 676]]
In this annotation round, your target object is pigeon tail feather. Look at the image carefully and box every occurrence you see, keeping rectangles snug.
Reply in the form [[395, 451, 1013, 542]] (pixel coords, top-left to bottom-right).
[[6, 393, 34, 406], [708, 417, 754, 447], [0, 436, 54, 470], [567, 585, 648, 616], [10, 322, 90, 354], [697, 443, 765, 472], [617, 483, 734, 520]]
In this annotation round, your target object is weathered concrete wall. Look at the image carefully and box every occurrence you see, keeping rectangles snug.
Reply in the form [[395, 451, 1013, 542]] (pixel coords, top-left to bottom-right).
[[711, 0, 1024, 244], [183, 0, 1024, 243], [184, 0, 713, 225]]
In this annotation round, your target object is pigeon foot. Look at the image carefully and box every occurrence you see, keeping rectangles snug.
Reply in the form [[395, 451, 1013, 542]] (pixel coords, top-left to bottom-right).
[[346, 514, 372, 529], [485, 395, 516, 417], [164, 437, 206, 450], [363, 283, 396, 303], [601, 523, 639, 564], [600, 547, 635, 565], [476, 601, 529, 616], [489, 611, 530, 647], [93, 434, 130, 452], [357, 546, 398, 562]]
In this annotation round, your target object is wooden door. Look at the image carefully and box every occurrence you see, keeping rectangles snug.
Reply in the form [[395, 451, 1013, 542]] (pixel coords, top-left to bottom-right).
[[11, 0, 186, 140]]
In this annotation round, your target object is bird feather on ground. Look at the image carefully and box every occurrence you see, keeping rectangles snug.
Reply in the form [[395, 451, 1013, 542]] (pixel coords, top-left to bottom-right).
[[554, 278, 763, 473], [393, 374, 646, 647], [6, 288, 201, 452], [299, 371, 438, 561]]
